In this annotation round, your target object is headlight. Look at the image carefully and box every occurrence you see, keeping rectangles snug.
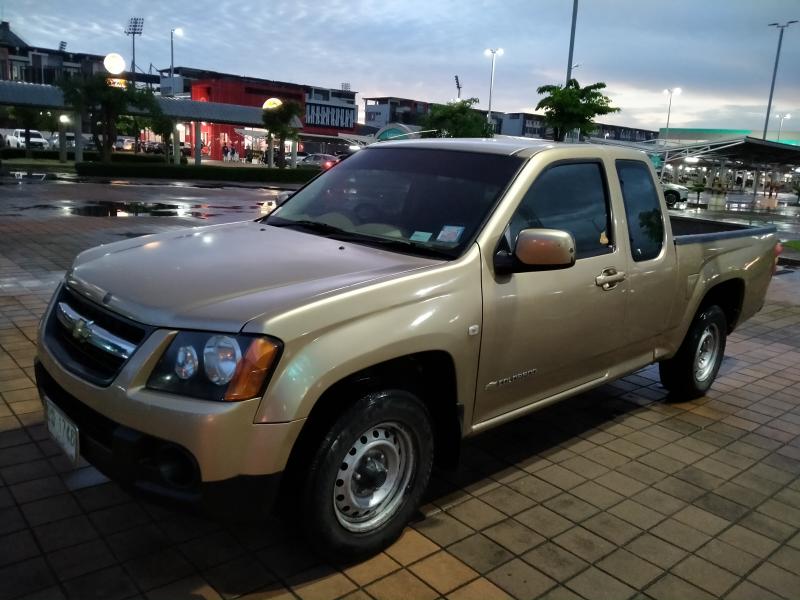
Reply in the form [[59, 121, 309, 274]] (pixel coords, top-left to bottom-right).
[[147, 331, 281, 401]]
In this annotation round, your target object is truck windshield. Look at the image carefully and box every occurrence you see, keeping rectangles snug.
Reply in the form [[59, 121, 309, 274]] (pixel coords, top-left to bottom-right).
[[265, 147, 524, 258]]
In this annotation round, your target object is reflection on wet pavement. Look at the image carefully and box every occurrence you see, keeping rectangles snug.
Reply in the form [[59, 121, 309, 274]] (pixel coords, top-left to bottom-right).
[[0, 180, 282, 224]]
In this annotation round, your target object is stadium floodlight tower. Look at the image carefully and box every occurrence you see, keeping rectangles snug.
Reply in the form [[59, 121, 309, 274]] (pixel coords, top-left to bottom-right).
[[125, 17, 144, 86]]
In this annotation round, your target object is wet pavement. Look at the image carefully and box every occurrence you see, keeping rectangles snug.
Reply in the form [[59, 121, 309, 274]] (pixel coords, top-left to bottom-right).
[[1, 180, 800, 600], [0, 178, 283, 224]]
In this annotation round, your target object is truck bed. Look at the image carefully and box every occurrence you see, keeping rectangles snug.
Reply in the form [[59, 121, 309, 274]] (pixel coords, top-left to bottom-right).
[[670, 215, 777, 245]]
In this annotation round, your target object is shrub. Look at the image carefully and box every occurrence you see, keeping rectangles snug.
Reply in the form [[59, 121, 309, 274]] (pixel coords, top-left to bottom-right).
[[0, 148, 166, 163], [74, 162, 319, 183]]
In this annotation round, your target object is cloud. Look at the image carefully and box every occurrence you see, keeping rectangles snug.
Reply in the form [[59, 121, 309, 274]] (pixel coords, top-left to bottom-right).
[[6, 0, 799, 132]]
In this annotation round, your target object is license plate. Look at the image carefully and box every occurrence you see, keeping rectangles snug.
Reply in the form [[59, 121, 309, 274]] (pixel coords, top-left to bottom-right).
[[45, 398, 79, 464]]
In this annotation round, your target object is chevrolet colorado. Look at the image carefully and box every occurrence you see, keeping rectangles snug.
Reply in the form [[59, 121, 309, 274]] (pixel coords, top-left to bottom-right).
[[36, 139, 780, 558]]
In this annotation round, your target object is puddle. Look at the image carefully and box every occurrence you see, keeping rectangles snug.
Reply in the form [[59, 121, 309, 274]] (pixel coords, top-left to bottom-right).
[[3, 171, 59, 182]]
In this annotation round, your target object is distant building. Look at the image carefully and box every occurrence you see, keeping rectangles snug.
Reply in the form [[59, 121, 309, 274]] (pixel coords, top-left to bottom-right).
[[0, 20, 106, 84], [363, 97, 437, 129], [168, 67, 358, 160]]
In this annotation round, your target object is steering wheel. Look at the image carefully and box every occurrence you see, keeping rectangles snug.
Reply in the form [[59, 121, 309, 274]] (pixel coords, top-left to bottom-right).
[[354, 202, 389, 224]]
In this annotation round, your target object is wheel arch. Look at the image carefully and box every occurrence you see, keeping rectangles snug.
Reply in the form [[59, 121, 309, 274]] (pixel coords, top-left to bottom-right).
[[698, 278, 744, 333], [279, 351, 462, 506]]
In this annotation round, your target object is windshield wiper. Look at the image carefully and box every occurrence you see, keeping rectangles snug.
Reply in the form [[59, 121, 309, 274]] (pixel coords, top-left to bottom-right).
[[342, 235, 453, 259], [266, 219, 347, 235], [267, 218, 452, 259]]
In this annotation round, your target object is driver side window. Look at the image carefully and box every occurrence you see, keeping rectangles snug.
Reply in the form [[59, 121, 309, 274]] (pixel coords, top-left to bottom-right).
[[507, 162, 613, 260]]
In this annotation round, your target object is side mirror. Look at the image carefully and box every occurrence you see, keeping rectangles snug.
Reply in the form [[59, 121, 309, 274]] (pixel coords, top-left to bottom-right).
[[516, 229, 576, 267], [494, 228, 576, 274]]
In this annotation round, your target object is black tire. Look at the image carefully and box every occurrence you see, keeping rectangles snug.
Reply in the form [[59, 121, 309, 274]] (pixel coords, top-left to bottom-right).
[[659, 305, 727, 400], [664, 190, 680, 206], [300, 389, 434, 561]]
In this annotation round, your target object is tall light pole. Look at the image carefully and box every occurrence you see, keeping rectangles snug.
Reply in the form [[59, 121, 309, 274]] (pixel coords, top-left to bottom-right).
[[566, 0, 579, 84], [660, 87, 681, 183], [170, 27, 183, 80], [125, 17, 144, 87], [763, 21, 797, 140], [776, 113, 792, 142], [484, 48, 503, 126]]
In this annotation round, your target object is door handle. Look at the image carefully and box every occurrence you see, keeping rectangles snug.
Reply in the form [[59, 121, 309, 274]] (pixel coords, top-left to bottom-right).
[[595, 268, 627, 290]]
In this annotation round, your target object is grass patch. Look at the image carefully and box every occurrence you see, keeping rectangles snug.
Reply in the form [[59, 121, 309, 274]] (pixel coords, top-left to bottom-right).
[[783, 240, 800, 252], [74, 161, 319, 184]]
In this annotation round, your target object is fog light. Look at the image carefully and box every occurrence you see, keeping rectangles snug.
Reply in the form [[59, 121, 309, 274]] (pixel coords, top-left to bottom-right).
[[174, 346, 198, 380]]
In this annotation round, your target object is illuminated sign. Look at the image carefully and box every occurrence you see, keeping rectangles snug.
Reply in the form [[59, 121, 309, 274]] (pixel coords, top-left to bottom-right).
[[306, 104, 355, 129]]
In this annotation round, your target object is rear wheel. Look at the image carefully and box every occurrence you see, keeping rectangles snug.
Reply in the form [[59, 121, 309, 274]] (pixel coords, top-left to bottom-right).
[[300, 389, 434, 561], [659, 305, 726, 400], [664, 190, 680, 206]]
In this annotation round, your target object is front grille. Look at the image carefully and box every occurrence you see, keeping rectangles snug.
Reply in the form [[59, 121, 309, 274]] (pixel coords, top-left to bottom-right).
[[44, 286, 153, 386]]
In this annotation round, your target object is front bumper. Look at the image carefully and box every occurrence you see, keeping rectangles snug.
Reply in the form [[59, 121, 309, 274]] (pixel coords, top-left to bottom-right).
[[35, 288, 305, 513], [36, 360, 285, 514]]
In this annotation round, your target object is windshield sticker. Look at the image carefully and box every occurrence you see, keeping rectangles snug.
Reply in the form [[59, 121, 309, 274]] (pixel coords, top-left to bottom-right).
[[436, 225, 465, 243], [410, 231, 433, 242]]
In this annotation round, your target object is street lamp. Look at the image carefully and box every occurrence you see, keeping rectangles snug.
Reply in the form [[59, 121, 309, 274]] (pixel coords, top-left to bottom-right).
[[125, 17, 144, 86], [566, 0, 579, 84], [660, 87, 681, 183], [763, 21, 797, 140], [776, 112, 792, 142], [170, 27, 184, 80], [103, 52, 126, 75], [484, 47, 503, 125]]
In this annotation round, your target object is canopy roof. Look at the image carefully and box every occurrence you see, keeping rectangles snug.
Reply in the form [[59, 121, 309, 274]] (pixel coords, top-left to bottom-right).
[[0, 80, 300, 127]]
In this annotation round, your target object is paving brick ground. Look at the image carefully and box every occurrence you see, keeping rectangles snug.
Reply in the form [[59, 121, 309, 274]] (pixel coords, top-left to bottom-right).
[[2, 185, 800, 599]]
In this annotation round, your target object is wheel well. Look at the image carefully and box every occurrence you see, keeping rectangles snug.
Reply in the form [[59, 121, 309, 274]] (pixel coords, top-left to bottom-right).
[[279, 351, 462, 507], [699, 279, 744, 333]]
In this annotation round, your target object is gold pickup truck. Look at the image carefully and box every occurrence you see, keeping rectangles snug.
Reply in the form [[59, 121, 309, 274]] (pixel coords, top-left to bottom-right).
[[36, 139, 780, 558]]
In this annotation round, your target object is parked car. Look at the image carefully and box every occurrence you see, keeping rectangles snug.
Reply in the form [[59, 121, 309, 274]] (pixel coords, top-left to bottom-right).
[[5, 129, 50, 150], [300, 153, 340, 169], [50, 132, 77, 150], [662, 182, 689, 209], [114, 137, 135, 151], [143, 140, 163, 153], [36, 139, 780, 560]]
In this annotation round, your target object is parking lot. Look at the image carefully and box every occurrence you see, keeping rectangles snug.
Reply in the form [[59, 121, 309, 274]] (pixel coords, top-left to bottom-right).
[[1, 180, 800, 600]]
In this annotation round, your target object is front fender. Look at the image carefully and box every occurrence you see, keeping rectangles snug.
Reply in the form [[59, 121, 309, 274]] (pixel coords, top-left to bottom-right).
[[248, 246, 484, 425]]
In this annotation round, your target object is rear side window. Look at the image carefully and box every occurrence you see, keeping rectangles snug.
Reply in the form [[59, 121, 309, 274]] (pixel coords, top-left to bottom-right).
[[616, 160, 664, 262], [509, 162, 612, 259]]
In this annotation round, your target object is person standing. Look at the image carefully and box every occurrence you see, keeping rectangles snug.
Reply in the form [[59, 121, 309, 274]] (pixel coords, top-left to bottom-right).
[[222, 143, 229, 162]]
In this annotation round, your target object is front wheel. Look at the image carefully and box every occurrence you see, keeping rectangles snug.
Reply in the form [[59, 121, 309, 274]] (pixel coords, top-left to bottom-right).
[[300, 389, 434, 561], [659, 305, 727, 400]]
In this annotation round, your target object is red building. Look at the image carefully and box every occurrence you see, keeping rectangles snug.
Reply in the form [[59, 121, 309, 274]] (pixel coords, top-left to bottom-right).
[[172, 68, 357, 160]]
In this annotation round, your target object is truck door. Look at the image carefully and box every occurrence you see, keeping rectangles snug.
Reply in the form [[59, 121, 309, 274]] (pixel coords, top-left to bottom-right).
[[474, 160, 630, 424], [613, 159, 678, 350]]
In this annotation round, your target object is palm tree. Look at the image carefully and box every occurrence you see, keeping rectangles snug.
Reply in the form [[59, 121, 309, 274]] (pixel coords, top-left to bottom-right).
[[262, 101, 303, 168], [535, 79, 619, 142]]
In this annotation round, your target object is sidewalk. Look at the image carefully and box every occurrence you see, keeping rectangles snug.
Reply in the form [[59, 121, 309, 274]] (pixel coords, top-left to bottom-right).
[[0, 196, 799, 600]]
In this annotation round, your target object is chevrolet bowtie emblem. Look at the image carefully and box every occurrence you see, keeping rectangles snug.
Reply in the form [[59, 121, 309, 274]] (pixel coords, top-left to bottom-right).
[[71, 318, 93, 342]]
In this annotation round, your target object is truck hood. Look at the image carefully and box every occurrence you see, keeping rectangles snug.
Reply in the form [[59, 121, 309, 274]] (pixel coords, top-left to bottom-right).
[[66, 221, 440, 331]]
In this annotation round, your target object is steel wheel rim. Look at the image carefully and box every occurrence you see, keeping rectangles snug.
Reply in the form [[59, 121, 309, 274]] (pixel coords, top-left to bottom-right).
[[333, 421, 415, 533], [694, 323, 720, 382]]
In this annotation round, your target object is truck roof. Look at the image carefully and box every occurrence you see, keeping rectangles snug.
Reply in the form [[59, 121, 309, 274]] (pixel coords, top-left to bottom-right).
[[371, 137, 648, 160]]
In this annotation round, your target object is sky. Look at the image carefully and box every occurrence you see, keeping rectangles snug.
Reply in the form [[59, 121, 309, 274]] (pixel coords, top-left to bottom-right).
[[3, 0, 799, 133]]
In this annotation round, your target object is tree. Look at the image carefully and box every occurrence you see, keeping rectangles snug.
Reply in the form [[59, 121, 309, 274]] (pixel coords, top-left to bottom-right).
[[261, 101, 303, 168], [59, 74, 157, 162], [420, 98, 493, 138], [535, 79, 619, 142]]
